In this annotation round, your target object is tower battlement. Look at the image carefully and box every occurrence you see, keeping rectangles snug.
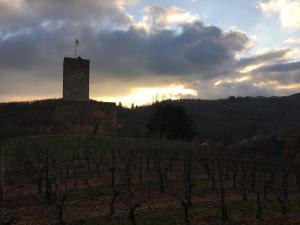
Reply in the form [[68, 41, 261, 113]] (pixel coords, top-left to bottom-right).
[[63, 57, 89, 101]]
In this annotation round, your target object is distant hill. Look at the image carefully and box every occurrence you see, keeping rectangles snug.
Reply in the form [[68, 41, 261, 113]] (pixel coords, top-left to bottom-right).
[[1, 93, 300, 143], [117, 93, 300, 142]]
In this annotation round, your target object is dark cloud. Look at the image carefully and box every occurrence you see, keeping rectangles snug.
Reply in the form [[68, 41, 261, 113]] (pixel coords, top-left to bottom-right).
[[0, 0, 131, 32], [0, 0, 133, 71], [0, 20, 252, 79], [254, 61, 300, 73], [237, 49, 291, 68], [0, 2, 299, 100], [251, 61, 300, 85]]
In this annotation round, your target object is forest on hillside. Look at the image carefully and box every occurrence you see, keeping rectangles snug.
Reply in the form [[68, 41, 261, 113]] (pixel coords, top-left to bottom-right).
[[118, 93, 300, 142], [1, 93, 300, 143]]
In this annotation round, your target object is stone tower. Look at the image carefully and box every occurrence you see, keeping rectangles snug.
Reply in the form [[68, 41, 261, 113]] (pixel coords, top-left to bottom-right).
[[63, 57, 90, 101]]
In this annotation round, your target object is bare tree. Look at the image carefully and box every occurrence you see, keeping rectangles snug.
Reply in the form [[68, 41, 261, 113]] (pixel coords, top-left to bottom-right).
[[45, 148, 53, 204], [217, 161, 228, 223], [0, 146, 5, 225], [255, 191, 262, 220], [278, 168, 289, 215], [184, 153, 193, 207], [54, 158, 68, 225], [204, 160, 216, 190], [129, 203, 141, 225], [108, 148, 122, 218], [239, 164, 248, 201], [263, 170, 276, 200]]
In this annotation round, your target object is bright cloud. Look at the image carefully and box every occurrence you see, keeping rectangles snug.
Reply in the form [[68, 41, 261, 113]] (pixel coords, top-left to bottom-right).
[[135, 6, 198, 30], [0, 1, 300, 103], [100, 85, 197, 107], [214, 76, 251, 86], [254, 80, 300, 90], [239, 64, 265, 73], [259, 0, 300, 30], [285, 38, 300, 46]]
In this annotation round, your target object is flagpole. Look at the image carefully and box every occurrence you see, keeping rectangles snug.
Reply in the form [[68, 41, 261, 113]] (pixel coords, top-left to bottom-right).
[[74, 39, 77, 58]]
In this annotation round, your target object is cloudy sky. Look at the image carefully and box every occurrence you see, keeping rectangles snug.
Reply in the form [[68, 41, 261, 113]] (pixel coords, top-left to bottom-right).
[[0, 0, 300, 106]]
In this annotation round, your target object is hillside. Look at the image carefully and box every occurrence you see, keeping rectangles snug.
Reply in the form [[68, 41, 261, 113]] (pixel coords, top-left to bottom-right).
[[117, 93, 300, 142], [1, 96, 300, 225], [1, 93, 300, 143]]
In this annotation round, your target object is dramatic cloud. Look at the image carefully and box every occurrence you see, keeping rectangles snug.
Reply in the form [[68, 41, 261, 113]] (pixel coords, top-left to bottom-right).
[[0, 0, 135, 69], [88, 22, 252, 80], [259, 0, 300, 30], [135, 6, 198, 30], [285, 38, 300, 46], [255, 61, 300, 73], [0, 18, 252, 79], [236, 49, 293, 73], [0, 2, 299, 103], [252, 61, 300, 87], [0, 0, 132, 33]]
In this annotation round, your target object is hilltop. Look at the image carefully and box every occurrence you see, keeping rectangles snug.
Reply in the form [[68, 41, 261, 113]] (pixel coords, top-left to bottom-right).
[[118, 93, 300, 142], [1, 93, 300, 143]]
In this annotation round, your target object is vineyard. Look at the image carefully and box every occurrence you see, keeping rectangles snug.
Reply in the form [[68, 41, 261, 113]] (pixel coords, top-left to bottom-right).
[[0, 135, 299, 225]]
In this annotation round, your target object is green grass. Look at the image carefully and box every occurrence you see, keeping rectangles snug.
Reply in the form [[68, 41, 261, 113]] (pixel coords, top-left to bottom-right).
[[69, 190, 91, 201], [0, 134, 199, 174], [228, 200, 257, 219], [190, 206, 219, 219], [81, 206, 220, 225], [1, 134, 198, 158], [95, 186, 114, 196], [101, 209, 183, 225]]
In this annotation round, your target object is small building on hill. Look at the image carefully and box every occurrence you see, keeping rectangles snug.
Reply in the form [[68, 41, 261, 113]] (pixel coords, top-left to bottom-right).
[[63, 57, 90, 101], [57, 56, 116, 135]]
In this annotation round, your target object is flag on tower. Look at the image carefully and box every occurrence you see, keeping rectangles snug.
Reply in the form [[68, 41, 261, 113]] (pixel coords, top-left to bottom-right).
[[75, 39, 80, 46]]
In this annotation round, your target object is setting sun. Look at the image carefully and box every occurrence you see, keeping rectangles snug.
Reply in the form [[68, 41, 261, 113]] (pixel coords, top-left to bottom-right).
[[99, 84, 197, 107]]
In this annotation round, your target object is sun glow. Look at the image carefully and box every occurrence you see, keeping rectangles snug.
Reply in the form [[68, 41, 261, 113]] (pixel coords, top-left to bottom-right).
[[239, 64, 266, 73], [98, 85, 197, 107]]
